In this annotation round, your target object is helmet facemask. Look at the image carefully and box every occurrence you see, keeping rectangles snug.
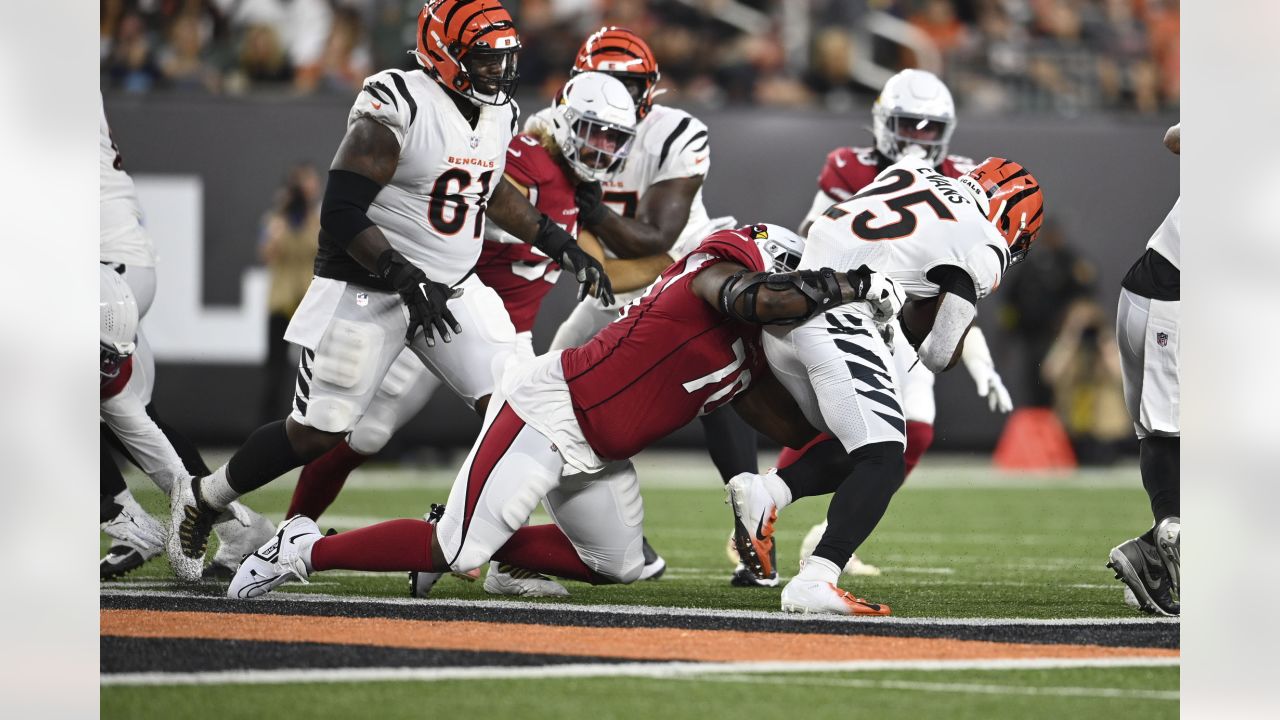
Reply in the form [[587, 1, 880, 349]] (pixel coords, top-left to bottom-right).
[[561, 113, 636, 182], [457, 45, 520, 106], [100, 341, 134, 379], [876, 112, 954, 165], [747, 224, 806, 273]]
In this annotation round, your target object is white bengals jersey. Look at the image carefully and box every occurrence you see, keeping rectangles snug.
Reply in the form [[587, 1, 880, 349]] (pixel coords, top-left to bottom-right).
[[526, 103, 718, 260], [802, 155, 1008, 302], [100, 93, 155, 267], [328, 68, 517, 287], [1145, 197, 1180, 270]]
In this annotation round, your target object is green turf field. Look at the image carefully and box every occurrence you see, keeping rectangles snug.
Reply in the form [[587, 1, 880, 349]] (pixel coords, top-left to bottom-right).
[[101, 452, 1178, 718]]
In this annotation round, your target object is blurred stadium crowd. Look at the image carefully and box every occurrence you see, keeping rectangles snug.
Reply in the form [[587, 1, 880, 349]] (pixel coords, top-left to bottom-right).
[[101, 0, 1178, 114]]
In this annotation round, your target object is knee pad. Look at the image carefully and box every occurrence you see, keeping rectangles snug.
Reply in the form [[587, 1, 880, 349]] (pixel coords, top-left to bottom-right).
[[313, 319, 384, 390], [303, 396, 360, 434], [449, 545, 492, 575], [348, 405, 394, 455], [379, 349, 427, 398], [599, 534, 645, 584]]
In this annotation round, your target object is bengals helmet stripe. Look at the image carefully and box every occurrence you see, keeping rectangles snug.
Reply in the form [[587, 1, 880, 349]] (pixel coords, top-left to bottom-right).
[[963, 157, 1044, 265], [572, 27, 660, 118], [415, 0, 520, 106]]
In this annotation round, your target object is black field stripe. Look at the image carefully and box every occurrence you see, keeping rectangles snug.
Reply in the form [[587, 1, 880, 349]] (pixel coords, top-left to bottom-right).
[[860, 388, 903, 416], [363, 81, 396, 107], [680, 129, 707, 152], [874, 410, 906, 434], [834, 338, 887, 372], [99, 594, 1180, 649], [388, 72, 417, 125], [101, 637, 638, 674], [658, 117, 693, 168]]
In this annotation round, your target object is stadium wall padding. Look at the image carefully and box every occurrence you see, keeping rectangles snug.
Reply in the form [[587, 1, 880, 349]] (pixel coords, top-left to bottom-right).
[[103, 94, 1178, 454]]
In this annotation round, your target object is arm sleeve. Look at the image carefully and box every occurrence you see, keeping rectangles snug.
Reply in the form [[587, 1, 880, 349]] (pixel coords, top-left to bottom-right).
[[100, 392, 191, 493], [918, 293, 977, 373], [348, 70, 414, 147], [653, 115, 711, 183]]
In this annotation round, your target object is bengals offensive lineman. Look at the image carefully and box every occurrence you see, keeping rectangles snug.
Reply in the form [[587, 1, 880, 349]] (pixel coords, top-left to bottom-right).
[[167, 0, 612, 581], [784, 69, 1015, 579], [226, 224, 903, 602]]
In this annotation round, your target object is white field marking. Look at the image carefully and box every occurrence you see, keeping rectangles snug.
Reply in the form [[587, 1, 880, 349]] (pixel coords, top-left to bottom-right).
[[100, 657, 1180, 688], [685, 673, 1179, 701], [98, 588, 1179, 626]]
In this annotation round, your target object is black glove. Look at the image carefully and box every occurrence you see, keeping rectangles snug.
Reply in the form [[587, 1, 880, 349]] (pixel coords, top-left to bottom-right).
[[376, 249, 461, 347], [574, 181, 608, 228], [533, 215, 614, 305]]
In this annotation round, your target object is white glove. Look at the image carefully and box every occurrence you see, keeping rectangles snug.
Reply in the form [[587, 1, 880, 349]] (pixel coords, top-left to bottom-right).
[[960, 327, 1013, 413], [856, 268, 904, 324]]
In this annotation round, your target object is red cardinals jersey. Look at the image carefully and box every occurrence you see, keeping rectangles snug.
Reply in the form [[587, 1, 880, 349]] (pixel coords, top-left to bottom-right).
[[476, 134, 574, 333], [561, 228, 767, 461], [100, 356, 133, 400], [818, 146, 974, 201]]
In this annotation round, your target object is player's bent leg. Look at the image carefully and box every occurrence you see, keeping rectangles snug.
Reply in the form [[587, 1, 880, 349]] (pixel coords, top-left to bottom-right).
[[540, 461, 647, 585], [229, 515, 324, 599], [411, 277, 517, 411], [549, 297, 614, 352]]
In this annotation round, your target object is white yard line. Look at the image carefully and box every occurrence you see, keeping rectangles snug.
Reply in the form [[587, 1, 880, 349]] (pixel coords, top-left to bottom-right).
[[98, 588, 1178, 627], [100, 657, 1179, 687], [685, 672, 1178, 701]]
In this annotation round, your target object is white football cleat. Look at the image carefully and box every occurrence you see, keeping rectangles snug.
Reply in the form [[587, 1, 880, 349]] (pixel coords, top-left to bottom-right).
[[207, 503, 277, 578], [799, 521, 881, 576], [484, 563, 570, 597], [1154, 516, 1180, 595], [167, 476, 208, 582], [726, 472, 779, 579], [227, 515, 321, 599], [780, 577, 891, 616]]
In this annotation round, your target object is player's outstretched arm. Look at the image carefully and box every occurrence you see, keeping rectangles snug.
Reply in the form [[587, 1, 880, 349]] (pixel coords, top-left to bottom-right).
[[578, 229, 674, 293], [323, 117, 460, 346], [489, 177, 614, 304], [578, 176, 701, 258], [959, 327, 1013, 413], [100, 391, 192, 493], [695, 262, 901, 326]]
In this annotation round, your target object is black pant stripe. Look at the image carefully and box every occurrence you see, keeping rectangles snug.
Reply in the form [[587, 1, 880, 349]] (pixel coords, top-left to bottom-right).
[[846, 360, 890, 390], [834, 338, 888, 372], [860, 388, 903, 416], [294, 393, 308, 416], [874, 410, 906, 435]]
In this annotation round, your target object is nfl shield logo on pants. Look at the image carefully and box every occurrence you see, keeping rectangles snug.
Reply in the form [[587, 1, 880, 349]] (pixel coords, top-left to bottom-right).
[[1156, 332, 1168, 347]]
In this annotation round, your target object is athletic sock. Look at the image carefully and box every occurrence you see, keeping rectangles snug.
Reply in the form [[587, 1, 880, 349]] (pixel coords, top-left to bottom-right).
[[903, 421, 934, 479], [287, 440, 369, 520], [698, 407, 759, 482], [310, 519, 439, 572], [492, 524, 605, 583], [776, 437, 850, 500], [199, 465, 240, 510], [796, 555, 840, 585], [812, 441, 905, 569], [1140, 436, 1180, 522]]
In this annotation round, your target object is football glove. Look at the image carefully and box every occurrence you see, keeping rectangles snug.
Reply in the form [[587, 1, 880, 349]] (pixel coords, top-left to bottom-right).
[[533, 214, 614, 304], [977, 371, 1013, 413], [376, 249, 462, 347], [574, 180, 608, 227], [848, 265, 904, 324]]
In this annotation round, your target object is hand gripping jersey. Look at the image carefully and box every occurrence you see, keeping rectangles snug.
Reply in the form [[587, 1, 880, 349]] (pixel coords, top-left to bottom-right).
[[313, 69, 518, 289], [803, 156, 1009, 301], [801, 146, 974, 231], [476, 134, 571, 333], [528, 104, 719, 265], [560, 228, 768, 460], [100, 93, 155, 267]]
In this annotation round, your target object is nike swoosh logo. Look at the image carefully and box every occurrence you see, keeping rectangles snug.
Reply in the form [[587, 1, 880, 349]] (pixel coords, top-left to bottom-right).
[[835, 156, 847, 168], [371, 101, 382, 110], [289, 533, 310, 544], [508, 148, 522, 157], [755, 513, 768, 541]]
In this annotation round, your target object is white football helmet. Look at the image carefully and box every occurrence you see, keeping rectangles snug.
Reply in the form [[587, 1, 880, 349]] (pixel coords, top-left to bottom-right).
[[746, 223, 806, 273], [872, 69, 956, 166], [100, 264, 138, 378], [547, 71, 638, 182]]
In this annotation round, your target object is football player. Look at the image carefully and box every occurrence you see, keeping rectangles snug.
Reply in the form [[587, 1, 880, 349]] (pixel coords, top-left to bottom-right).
[[167, 0, 611, 581], [100, 267, 270, 579], [227, 224, 902, 602], [99, 95, 274, 579], [283, 71, 653, 597], [727, 155, 1044, 614], [784, 69, 1014, 579], [1106, 123, 1180, 616], [530, 26, 760, 584]]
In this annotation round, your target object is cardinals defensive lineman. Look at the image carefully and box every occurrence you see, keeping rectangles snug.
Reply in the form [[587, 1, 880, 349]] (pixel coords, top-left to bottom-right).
[[727, 155, 1044, 614], [227, 224, 901, 601], [168, 0, 611, 581], [784, 69, 1015, 579]]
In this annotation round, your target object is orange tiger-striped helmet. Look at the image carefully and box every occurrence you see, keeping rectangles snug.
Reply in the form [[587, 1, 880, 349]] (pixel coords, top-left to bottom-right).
[[414, 0, 520, 106], [960, 157, 1044, 265], [572, 26, 660, 119]]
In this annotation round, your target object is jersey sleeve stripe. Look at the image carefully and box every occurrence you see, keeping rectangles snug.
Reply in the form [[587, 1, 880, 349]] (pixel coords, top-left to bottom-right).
[[680, 129, 708, 152], [658, 117, 693, 168], [986, 244, 1009, 274], [363, 81, 396, 108], [388, 72, 418, 125]]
